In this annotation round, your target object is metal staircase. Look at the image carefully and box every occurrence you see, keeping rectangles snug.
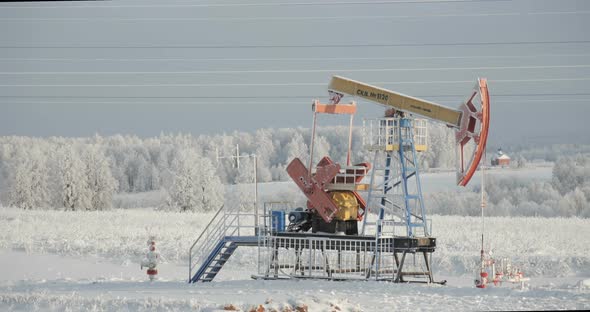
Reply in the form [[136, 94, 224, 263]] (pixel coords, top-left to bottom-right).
[[191, 240, 238, 282], [188, 203, 257, 283]]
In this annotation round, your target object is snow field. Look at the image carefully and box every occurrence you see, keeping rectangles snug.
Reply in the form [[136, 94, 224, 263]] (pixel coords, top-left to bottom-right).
[[0, 207, 215, 263], [1, 279, 588, 311], [1, 208, 589, 278], [432, 215, 590, 277], [1, 207, 589, 311]]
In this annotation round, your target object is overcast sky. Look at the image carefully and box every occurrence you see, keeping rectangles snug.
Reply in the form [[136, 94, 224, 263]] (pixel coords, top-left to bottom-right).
[[1, 0, 589, 147]]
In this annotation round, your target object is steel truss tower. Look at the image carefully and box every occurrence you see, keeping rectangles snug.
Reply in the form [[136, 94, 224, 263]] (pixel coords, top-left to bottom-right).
[[363, 117, 429, 237]]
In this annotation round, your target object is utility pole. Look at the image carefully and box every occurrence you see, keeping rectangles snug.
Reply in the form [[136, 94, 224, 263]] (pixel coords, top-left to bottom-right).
[[216, 144, 259, 233]]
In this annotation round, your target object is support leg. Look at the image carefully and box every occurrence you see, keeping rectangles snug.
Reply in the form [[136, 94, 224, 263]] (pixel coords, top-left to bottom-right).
[[322, 247, 332, 278], [272, 240, 279, 278], [356, 250, 361, 273], [366, 254, 375, 279], [395, 251, 407, 283], [423, 251, 433, 283], [294, 248, 304, 276]]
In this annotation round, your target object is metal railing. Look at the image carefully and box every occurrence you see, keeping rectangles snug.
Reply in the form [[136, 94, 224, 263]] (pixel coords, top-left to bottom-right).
[[362, 118, 427, 150], [285, 237, 366, 279], [331, 165, 370, 185], [255, 213, 401, 281], [188, 203, 257, 282], [257, 234, 400, 281]]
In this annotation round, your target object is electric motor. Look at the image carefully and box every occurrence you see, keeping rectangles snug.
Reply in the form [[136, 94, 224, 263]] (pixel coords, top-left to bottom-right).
[[288, 207, 308, 223]]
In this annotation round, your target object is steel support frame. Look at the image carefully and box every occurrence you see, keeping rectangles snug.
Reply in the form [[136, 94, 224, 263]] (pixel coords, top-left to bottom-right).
[[368, 118, 428, 238], [397, 118, 428, 237]]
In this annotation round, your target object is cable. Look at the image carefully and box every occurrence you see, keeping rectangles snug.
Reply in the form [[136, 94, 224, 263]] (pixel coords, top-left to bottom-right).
[[2, 93, 590, 100], [0, 95, 319, 99], [2, 93, 590, 99], [415, 99, 590, 104], [3, 99, 588, 106], [1, 54, 590, 63], [3, 64, 589, 75], [0, 0, 513, 9], [3, 11, 590, 22], [2, 40, 589, 49], [2, 78, 589, 87]]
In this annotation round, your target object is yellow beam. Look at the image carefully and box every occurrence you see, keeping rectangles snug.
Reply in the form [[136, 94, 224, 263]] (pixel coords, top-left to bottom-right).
[[329, 75, 462, 127]]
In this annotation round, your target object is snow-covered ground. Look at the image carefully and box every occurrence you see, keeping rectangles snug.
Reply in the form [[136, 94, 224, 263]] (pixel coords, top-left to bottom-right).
[[1, 205, 589, 311]]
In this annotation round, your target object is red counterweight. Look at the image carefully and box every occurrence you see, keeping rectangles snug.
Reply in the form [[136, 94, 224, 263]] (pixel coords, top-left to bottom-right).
[[287, 157, 341, 223]]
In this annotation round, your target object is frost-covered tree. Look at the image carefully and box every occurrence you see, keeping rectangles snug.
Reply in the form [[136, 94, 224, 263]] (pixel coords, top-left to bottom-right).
[[9, 148, 50, 209], [419, 123, 455, 169], [311, 135, 331, 164], [148, 163, 160, 190], [254, 128, 275, 182], [133, 155, 151, 192], [122, 152, 140, 192], [9, 159, 35, 209], [167, 149, 223, 212], [270, 164, 290, 181], [111, 165, 129, 193], [83, 145, 118, 210], [57, 146, 91, 211], [235, 154, 256, 184], [285, 132, 309, 166], [157, 144, 174, 189], [558, 188, 587, 217], [318, 126, 350, 165], [492, 197, 514, 217], [552, 155, 589, 195], [0, 144, 11, 199], [515, 155, 527, 168]]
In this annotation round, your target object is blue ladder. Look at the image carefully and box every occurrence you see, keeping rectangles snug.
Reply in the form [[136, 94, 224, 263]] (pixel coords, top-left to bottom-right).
[[365, 117, 429, 237], [190, 239, 238, 283], [397, 118, 428, 237], [190, 235, 258, 283]]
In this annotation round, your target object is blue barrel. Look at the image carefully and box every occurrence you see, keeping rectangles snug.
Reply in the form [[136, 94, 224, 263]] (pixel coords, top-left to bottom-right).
[[271, 210, 285, 232]]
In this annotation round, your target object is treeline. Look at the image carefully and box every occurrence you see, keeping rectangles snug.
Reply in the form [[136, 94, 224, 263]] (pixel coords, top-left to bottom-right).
[[0, 123, 458, 210], [1, 126, 588, 216], [500, 144, 590, 163], [427, 155, 590, 218], [0, 136, 227, 212], [1, 141, 117, 211]]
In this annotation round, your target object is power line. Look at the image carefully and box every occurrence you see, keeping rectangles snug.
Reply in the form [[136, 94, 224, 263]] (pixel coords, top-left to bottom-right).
[[3, 93, 590, 100], [3, 11, 589, 22], [3, 64, 589, 75], [0, 0, 512, 9], [1, 54, 590, 63], [2, 78, 589, 87], [2, 40, 589, 49], [0, 95, 320, 100], [4, 99, 588, 106]]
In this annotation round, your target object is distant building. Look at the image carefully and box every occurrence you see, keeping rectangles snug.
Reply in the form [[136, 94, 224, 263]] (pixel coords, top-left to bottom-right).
[[491, 149, 511, 167]]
